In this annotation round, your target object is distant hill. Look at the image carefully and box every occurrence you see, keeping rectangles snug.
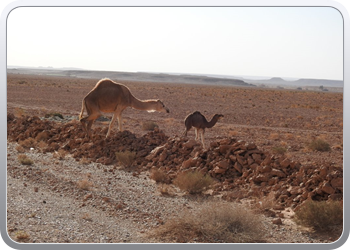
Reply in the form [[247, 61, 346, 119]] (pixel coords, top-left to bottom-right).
[[7, 66, 343, 89], [245, 77, 343, 88], [7, 67, 255, 87]]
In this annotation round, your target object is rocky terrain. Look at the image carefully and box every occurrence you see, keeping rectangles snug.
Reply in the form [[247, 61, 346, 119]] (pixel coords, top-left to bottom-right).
[[6, 73, 343, 244]]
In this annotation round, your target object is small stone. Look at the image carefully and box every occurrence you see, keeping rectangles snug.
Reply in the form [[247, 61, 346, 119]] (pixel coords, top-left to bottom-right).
[[272, 218, 283, 225]]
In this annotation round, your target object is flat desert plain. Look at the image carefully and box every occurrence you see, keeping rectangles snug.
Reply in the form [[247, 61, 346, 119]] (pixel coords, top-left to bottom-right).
[[6, 73, 343, 243]]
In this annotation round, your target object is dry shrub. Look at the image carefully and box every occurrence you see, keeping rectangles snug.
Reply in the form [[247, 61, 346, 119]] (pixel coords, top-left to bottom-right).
[[44, 112, 63, 119], [36, 140, 48, 151], [35, 131, 49, 141], [81, 213, 92, 221], [15, 145, 25, 153], [53, 149, 67, 160], [294, 200, 343, 231], [272, 146, 287, 155], [173, 170, 214, 194], [308, 138, 331, 152], [164, 118, 175, 125], [142, 121, 159, 131], [115, 151, 136, 167], [149, 202, 264, 243], [77, 179, 93, 191], [18, 154, 33, 165], [14, 107, 25, 118], [284, 133, 294, 140], [269, 133, 279, 140], [157, 183, 176, 196], [228, 130, 239, 137], [255, 191, 277, 211], [15, 230, 30, 241], [19, 137, 36, 149], [80, 157, 91, 165], [150, 168, 170, 183]]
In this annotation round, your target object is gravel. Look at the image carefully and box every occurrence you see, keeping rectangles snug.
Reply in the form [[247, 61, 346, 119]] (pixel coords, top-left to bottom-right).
[[6, 141, 339, 244]]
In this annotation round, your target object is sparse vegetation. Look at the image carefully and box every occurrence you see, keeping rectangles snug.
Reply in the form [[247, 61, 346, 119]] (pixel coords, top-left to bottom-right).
[[272, 146, 287, 155], [19, 137, 36, 149], [44, 112, 64, 119], [77, 179, 93, 191], [35, 131, 49, 141], [149, 202, 264, 243], [15, 145, 25, 153], [15, 230, 30, 241], [255, 191, 277, 212], [142, 121, 159, 131], [80, 157, 91, 165], [6, 74, 344, 243], [157, 183, 176, 196], [18, 154, 34, 165], [150, 168, 170, 183], [81, 213, 93, 221], [173, 170, 214, 194], [14, 107, 25, 117], [53, 149, 67, 160], [294, 200, 343, 231], [308, 138, 331, 152], [115, 151, 136, 167]]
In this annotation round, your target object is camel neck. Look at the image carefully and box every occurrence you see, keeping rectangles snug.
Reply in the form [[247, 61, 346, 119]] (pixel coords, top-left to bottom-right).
[[130, 95, 157, 111], [206, 116, 218, 128]]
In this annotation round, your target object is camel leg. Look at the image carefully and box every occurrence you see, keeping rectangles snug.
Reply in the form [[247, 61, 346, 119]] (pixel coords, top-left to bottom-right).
[[107, 114, 118, 138], [106, 108, 124, 138], [86, 119, 95, 138], [80, 113, 100, 138], [200, 130, 206, 149], [194, 128, 199, 140], [80, 119, 88, 134], [117, 114, 123, 132], [182, 128, 189, 137]]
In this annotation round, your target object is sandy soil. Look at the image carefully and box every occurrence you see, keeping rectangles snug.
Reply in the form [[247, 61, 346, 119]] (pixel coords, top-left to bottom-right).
[[6, 73, 343, 244]]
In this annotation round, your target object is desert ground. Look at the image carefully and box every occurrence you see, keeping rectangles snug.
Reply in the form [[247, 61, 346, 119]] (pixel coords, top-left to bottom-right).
[[6, 73, 343, 244]]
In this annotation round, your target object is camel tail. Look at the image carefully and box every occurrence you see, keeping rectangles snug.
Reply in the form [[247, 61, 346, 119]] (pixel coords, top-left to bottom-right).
[[79, 99, 86, 121]]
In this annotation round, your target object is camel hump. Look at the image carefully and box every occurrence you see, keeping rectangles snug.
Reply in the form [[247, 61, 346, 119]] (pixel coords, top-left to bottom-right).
[[192, 111, 202, 115], [94, 78, 121, 89]]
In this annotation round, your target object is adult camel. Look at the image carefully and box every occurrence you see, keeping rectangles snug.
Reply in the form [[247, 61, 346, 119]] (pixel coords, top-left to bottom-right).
[[79, 78, 170, 138]]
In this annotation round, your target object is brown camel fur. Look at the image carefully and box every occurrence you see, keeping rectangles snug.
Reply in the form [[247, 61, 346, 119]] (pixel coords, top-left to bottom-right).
[[183, 111, 224, 148], [79, 78, 170, 138]]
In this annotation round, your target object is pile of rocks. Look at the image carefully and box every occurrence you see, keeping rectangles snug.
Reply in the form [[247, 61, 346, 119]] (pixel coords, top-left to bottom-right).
[[141, 136, 343, 207], [7, 113, 168, 165], [7, 113, 343, 207]]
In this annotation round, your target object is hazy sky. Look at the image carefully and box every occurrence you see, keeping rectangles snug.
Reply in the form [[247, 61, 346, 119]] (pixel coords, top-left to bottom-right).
[[7, 6, 343, 80]]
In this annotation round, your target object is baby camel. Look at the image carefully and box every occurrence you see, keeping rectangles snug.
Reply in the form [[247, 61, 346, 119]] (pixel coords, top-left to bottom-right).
[[183, 111, 224, 148], [79, 78, 169, 138]]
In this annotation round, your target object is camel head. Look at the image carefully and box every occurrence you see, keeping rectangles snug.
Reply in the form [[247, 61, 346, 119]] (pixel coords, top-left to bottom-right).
[[214, 114, 224, 121], [154, 100, 170, 113]]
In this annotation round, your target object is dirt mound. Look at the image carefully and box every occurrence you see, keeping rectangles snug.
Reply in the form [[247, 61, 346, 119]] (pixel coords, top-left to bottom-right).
[[7, 113, 343, 208], [141, 136, 343, 208]]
